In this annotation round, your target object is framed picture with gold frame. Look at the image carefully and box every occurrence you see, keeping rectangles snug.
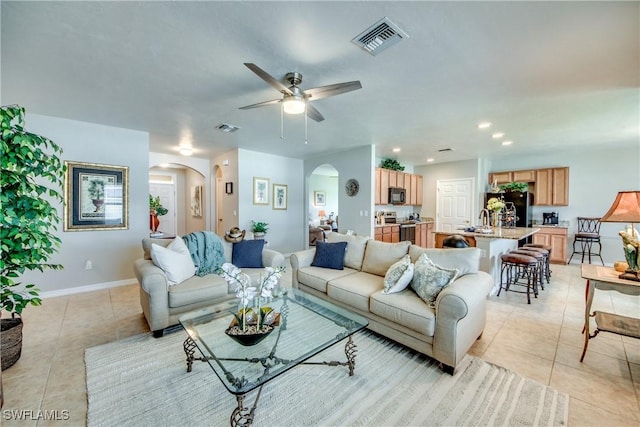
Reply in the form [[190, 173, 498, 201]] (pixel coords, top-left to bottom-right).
[[64, 161, 129, 231], [253, 177, 269, 205], [273, 184, 288, 210]]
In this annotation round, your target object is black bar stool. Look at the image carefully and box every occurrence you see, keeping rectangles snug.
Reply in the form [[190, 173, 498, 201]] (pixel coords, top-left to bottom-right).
[[521, 245, 551, 284], [568, 217, 604, 265], [523, 243, 552, 282], [498, 253, 539, 304], [511, 249, 547, 291]]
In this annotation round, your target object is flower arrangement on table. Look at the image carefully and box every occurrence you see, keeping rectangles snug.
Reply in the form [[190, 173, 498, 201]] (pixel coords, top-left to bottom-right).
[[217, 263, 286, 336], [487, 197, 505, 212]]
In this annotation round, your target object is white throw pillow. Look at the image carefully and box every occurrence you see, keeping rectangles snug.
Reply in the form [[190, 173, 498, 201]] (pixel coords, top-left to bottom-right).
[[383, 255, 414, 294], [151, 237, 196, 286]]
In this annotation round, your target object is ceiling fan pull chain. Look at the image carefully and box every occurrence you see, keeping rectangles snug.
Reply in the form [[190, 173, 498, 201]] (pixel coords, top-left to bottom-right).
[[305, 110, 308, 144], [280, 104, 285, 141]]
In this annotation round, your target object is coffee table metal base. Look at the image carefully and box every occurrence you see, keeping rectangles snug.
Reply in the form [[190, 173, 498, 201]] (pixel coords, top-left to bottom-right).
[[183, 335, 359, 426]]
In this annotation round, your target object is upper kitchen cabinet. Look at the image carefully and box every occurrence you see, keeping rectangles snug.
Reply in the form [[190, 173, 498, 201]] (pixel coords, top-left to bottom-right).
[[534, 167, 569, 206], [489, 166, 569, 206], [375, 168, 423, 206]]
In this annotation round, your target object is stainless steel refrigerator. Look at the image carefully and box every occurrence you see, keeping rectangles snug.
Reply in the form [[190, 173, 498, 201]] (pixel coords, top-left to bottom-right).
[[485, 191, 533, 228]]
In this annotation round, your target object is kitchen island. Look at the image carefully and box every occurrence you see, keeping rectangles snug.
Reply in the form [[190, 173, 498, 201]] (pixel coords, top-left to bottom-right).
[[434, 227, 540, 294]]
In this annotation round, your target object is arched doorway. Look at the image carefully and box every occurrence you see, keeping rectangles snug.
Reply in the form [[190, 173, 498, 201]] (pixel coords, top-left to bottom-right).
[[149, 163, 206, 236]]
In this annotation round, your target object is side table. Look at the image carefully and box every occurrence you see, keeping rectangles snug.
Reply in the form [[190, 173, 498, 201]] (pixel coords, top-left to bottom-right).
[[580, 264, 640, 362]]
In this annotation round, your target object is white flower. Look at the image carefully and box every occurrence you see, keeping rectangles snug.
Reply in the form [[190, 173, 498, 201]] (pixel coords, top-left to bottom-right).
[[487, 197, 505, 211]]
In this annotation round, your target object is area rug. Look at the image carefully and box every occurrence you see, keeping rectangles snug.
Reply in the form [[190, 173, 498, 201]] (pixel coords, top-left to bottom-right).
[[85, 330, 568, 427]]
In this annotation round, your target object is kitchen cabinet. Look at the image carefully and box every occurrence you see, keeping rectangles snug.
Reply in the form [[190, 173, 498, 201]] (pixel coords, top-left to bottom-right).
[[375, 168, 424, 206], [533, 167, 569, 206], [532, 227, 567, 264], [409, 174, 418, 205], [389, 170, 398, 188], [415, 221, 434, 248], [379, 168, 389, 205], [416, 175, 423, 206], [512, 169, 536, 182], [374, 225, 399, 243], [489, 171, 513, 184], [375, 168, 381, 205]]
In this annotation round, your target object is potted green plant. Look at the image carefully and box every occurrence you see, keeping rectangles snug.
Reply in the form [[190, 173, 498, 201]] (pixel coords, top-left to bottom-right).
[[380, 158, 405, 171], [88, 179, 105, 212], [251, 221, 269, 239], [499, 182, 528, 193], [149, 195, 168, 233], [1, 105, 65, 370]]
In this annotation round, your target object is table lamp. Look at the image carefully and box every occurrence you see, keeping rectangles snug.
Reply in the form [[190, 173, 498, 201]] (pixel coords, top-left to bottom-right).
[[318, 210, 326, 219], [600, 191, 640, 281]]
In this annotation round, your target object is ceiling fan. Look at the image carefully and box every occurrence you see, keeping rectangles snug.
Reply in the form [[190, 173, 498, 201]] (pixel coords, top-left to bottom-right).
[[239, 63, 362, 122]]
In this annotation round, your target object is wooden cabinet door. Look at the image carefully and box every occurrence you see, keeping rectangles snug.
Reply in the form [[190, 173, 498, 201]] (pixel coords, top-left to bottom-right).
[[549, 233, 567, 264], [380, 168, 389, 204], [552, 167, 569, 206], [396, 172, 405, 190], [410, 174, 418, 205], [420, 223, 428, 247], [416, 175, 423, 206], [388, 171, 397, 188], [534, 169, 552, 205], [374, 227, 382, 241], [512, 169, 536, 182], [490, 172, 512, 184], [375, 168, 381, 205], [391, 229, 400, 243], [426, 222, 434, 248], [532, 233, 550, 246]]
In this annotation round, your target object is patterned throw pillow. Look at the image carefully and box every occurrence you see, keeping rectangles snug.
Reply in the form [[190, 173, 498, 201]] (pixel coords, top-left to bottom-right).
[[410, 253, 459, 307], [311, 241, 348, 270], [383, 255, 414, 294]]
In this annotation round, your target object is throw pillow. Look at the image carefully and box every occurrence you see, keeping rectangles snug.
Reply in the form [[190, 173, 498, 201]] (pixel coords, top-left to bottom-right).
[[311, 241, 348, 270], [409, 246, 480, 276], [383, 255, 414, 294], [232, 239, 265, 268], [150, 237, 196, 286], [410, 253, 459, 308]]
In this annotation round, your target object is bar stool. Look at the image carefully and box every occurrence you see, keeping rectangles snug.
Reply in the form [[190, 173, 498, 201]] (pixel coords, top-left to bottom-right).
[[521, 245, 552, 284], [568, 217, 604, 265], [499, 253, 539, 304], [510, 249, 547, 291]]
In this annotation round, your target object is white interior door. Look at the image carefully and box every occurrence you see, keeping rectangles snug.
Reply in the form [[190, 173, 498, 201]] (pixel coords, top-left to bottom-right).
[[436, 178, 474, 232]]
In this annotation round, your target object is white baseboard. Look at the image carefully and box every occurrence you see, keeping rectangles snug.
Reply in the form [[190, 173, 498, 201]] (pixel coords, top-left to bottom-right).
[[40, 278, 137, 299]]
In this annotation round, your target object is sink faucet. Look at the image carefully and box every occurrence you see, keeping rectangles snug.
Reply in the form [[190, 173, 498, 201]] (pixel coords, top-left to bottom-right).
[[479, 209, 490, 227]]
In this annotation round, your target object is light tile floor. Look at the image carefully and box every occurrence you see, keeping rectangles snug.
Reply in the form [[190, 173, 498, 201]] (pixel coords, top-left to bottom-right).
[[1, 263, 639, 426]]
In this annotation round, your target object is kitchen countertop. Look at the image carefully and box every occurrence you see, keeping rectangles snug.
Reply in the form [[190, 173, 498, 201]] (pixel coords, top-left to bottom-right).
[[374, 220, 434, 228], [434, 227, 540, 240]]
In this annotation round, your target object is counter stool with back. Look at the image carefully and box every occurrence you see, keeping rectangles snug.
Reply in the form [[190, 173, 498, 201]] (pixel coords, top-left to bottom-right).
[[568, 217, 604, 265]]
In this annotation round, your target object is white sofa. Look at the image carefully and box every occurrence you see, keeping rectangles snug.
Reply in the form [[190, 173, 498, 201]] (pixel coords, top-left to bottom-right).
[[134, 237, 285, 337], [290, 233, 493, 374]]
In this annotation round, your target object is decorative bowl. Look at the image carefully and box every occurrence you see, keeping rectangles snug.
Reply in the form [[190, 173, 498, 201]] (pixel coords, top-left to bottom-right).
[[225, 325, 274, 346]]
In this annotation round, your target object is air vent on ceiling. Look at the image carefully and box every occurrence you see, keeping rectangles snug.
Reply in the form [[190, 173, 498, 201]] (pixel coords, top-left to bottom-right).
[[215, 123, 240, 133], [438, 148, 454, 152], [352, 17, 409, 56]]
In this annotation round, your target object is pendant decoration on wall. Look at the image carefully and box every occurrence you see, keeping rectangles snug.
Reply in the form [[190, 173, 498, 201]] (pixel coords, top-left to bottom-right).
[[345, 178, 359, 197]]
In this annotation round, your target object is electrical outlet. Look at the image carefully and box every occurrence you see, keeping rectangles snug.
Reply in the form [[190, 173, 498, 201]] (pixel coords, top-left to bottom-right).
[[85, 260, 93, 270]]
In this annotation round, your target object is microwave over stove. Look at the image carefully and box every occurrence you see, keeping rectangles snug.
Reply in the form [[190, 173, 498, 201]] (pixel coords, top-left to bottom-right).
[[389, 187, 406, 205]]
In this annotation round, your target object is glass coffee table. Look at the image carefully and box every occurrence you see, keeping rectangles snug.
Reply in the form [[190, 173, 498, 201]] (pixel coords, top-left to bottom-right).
[[179, 289, 368, 426]]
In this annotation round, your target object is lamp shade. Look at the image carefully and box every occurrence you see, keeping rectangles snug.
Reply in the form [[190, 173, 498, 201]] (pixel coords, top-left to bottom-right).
[[600, 191, 640, 223], [318, 210, 326, 217]]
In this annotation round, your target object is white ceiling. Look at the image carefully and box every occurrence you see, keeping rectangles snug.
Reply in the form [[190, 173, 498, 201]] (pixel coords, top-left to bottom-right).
[[2, 1, 638, 166]]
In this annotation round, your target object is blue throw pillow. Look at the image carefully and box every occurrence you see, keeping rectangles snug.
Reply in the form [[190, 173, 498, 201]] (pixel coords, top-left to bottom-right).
[[311, 241, 348, 270], [232, 240, 265, 268]]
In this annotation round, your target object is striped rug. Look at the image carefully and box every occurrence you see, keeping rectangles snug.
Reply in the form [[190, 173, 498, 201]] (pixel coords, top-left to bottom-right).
[[85, 330, 568, 426]]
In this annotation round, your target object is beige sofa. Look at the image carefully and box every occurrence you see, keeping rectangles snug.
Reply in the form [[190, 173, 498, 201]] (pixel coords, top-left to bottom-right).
[[134, 237, 285, 337], [290, 233, 493, 374]]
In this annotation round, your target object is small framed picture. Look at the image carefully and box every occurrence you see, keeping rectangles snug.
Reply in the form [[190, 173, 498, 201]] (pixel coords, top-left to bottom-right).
[[314, 191, 326, 206], [273, 184, 288, 210], [253, 177, 269, 205], [64, 161, 129, 231]]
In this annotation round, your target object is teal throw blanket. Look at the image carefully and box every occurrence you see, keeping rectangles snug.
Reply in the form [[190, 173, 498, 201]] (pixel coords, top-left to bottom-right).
[[182, 231, 225, 277]]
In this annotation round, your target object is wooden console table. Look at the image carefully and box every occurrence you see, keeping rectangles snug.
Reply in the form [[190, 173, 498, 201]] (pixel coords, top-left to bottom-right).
[[580, 264, 640, 362]]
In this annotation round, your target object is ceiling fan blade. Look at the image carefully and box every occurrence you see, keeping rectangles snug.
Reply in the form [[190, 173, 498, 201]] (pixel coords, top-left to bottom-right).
[[244, 63, 293, 95], [303, 81, 362, 101], [306, 103, 325, 122], [238, 99, 281, 110]]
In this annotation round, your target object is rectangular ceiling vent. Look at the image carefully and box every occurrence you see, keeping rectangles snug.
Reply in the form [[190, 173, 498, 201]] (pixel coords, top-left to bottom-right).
[[352, 17, 409, 56], [438, 148, 454, 152], [215, 123, 240, 133]]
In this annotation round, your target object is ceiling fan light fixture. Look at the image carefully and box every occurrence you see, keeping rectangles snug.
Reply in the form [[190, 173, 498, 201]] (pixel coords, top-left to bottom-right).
[[283, 95, 306, 114]]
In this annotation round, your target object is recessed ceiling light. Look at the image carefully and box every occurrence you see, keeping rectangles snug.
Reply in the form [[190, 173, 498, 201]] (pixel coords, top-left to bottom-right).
[[179, 146, 193, 156], [477, 122, 492, 129], [427, 158, 435, 162], [501, 140, 513, 146], [392, 148, 401, 153], [492, 132, 504, 139]]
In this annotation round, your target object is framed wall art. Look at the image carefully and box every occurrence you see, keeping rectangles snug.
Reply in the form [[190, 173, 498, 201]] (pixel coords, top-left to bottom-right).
[[273, 183, 288, 210], [64, 161, 129, 231], [314, 191, 326, 206], [253, 177, 269, 205], [191, 185, 203, 217]]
